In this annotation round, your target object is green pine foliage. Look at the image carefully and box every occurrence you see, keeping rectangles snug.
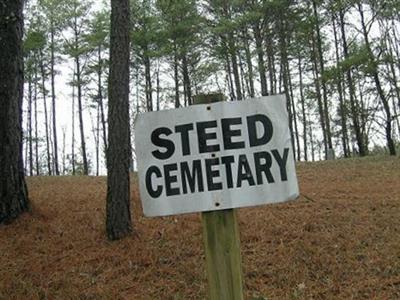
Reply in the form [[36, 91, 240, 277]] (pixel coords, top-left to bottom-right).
[[22, 0, 400, 175]]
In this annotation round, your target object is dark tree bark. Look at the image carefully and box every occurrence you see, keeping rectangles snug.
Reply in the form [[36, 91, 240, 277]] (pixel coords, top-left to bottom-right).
[[224, 50, 235, 101], [24, 102, 29, 174], [42, 91, 51, 174], [50, 24, 59, 175], [281, 26, 300, 160], [71, 73, 76, 175], [156, 59, 160, 111], [253, 22, 268, 96], [310, 32, 328, 158], [75, 56, 89, 175], [173, 44, 180, 108], [97, 45, 108, 152], [71, 11, 89, 175], [308, 112, 315, 162], [106, 0, 132, 240], [39, 49, 52, 175], [339, 8, 366, 156], [227, 35, 242, 100], [242, 28, 255, 98], [238, 51, 247, 98], [312, 0, 333, 153], [332, 13, 350, 157], [266, 29, 276, 95], [34, 63, 40, 175], [298, 57, 308, 161], [219, 2, 241, 101], [144, 52, 153, 111], [278, 19, 296, 160], [182, 54, 192, 105], [27, 71, 33, 175], [287, 62, 301, 161], [0, 0, 29, 224], [96, 108, 100, 176], [356, 77, 369, 149]]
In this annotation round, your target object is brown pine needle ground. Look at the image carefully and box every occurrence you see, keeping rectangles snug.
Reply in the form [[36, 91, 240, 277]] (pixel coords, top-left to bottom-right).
[[1, 156, 400, 299]]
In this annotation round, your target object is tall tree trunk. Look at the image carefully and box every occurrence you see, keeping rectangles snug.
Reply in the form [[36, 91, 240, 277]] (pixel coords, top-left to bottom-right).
[[332, 13, 349, 157], [358, 3, 395, 155], [312, 0, 333, 154], [27, 72, 33, 175], [308, 113, 315, 162], [227, 34, 242, 100], [220, 2, 242, 101], [266, 29, 276, 95], [183, 75, 187, 106], [253, 22, 268, 96], [278, 19, 296, 159], [298, 57, 308, 161], [156, 59, 160, 110], [97, 45, 108, 153], [72, 72, 76, 175], [90, 108, 100, 176], [61, 127, 66, 174], [238, 51, 247, 99], [107, 0, 132, 240], [310, 33, 328, 158], [48, 113, 55, 174], [24, 88, 29, 174], [173, 45, 180, 108], [182, 54, 192, 105], [76, 57, 89, 174], [135, 65, 140, 113], [96, 107, 100, 176], [34, 62, 39, 175], [0, 0, 30, 223], [283, 32, 301, 160], [71, 11, 89, 175], [287, 62, 301, 161], [43, 80, 52, 175], [339, 8, 366, 156], [278, 62, 283, 94], [243, 28, 255, 97], [144, 51, 153, 111], [39, 50, 52, 175], [224, 50, 235, 100], [356, 76, 368, 148], [50, 25, 59, 175]]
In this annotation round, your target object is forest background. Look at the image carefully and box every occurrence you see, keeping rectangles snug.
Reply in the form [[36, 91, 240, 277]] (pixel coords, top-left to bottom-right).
[[22, 0, 400, 176]]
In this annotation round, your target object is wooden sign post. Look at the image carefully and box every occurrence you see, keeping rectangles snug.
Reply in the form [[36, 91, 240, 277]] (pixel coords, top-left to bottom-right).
[[202, 209, 244, 299], [193, 94, 244, 300]]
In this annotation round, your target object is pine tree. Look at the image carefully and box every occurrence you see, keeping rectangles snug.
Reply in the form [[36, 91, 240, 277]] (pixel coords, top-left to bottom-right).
[[106, 0, 132, 240], [63, 0, 93, 174], [0, 0, 30, 224], [86, 8, 110, 162]]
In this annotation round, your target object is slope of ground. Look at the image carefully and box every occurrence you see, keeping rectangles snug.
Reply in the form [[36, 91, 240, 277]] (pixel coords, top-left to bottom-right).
[[1, 156, 399, 299]]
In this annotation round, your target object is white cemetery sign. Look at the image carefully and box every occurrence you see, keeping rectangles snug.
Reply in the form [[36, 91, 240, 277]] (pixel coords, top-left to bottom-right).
[[135, 95, 299, 217]]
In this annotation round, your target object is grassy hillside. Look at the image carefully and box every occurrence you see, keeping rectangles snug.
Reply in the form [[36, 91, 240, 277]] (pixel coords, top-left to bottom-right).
[[1, 156, 399, 299]]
